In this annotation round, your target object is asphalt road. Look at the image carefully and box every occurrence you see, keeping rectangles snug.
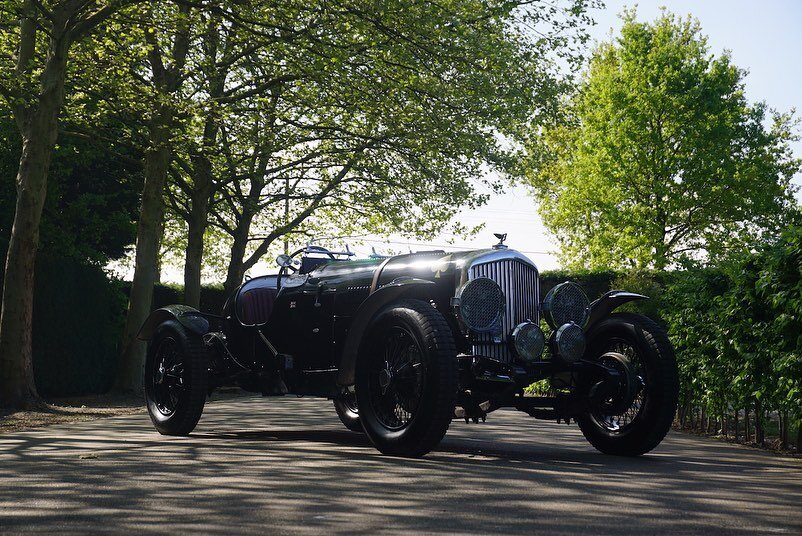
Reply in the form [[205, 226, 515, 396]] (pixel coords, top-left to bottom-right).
[[1, 396, 800, 535]]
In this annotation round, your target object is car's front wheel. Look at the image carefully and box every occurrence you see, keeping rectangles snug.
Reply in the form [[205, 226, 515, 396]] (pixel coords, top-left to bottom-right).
[[144, 320, 208, 436], [355, 299, 457, 457], [576, 313, 678, 456]]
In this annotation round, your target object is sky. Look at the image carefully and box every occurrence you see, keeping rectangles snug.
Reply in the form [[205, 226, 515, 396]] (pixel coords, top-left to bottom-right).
[[365, 0, 802, 273]]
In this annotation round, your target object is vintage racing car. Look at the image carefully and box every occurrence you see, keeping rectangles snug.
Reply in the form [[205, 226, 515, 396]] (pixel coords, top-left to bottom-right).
[[139, 235, 679, 457]]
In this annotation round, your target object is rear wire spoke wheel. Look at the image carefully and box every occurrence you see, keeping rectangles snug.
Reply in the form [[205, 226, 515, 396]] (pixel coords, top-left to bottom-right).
[[333, 391, 363, 433], [144, 320, 208, 436], [577, 313, 678, 456], [356, 299, 457, 457], [150, 336, 185, 416]]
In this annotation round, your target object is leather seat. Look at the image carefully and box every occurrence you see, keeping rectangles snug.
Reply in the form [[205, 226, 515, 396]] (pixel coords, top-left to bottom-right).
[[237, 287, 277, 326]]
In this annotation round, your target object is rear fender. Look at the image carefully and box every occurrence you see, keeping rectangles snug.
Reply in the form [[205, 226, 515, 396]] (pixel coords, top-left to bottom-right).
[[586, 291, 648, 331], [137, 304, 211, 341], [336, 278, 436, 386]]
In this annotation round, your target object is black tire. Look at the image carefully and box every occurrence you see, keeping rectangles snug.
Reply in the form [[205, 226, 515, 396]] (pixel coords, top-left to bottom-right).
[[333, 393, 363, 433], [355, 299, 457, 457], [576, 313, 678, 456], [144, 320, 208, 436]]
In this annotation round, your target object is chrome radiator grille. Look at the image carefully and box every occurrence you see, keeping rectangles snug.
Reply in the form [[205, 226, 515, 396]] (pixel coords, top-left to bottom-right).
[[469, 259, 539, 363]]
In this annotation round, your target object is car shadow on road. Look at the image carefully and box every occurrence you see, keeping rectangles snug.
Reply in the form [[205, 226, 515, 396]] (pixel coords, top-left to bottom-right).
[[198, 428, 375, 448]]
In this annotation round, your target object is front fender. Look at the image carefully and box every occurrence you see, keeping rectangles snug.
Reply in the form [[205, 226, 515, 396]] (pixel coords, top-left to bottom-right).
[[336, 278, 436, 386], [586, 290, 648, 330], [137, 304, 211, 341]]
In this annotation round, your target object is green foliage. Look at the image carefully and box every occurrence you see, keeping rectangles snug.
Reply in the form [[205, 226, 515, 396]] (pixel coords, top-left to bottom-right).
[[661, 267, 732, 418], [0, 116, 141, 265], [83, 0, 593, 279], [527, 9, 800, 270], [659, 226, 802, 430], [609, 270, 663, 318]]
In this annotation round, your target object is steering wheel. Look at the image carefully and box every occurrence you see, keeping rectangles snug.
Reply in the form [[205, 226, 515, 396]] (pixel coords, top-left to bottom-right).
[[276, 246, 338, 291]]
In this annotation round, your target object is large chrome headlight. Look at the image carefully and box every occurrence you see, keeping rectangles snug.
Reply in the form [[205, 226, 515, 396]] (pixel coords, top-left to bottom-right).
[[554, 322, 586, 363], [542, 281, 590, 329], [511, 321, 545, 362], [456, 277, 504, 333]]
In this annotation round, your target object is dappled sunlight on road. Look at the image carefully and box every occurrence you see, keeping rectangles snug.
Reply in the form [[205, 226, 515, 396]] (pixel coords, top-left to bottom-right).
[[1, 397, 800, 534]]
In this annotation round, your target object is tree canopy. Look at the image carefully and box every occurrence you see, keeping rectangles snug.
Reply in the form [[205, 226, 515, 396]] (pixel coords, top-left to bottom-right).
[[53, 0, 594, 388], [526, 10, 800, 270]]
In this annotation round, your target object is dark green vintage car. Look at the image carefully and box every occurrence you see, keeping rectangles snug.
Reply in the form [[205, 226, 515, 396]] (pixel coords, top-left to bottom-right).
[[139, 235, 678, 457]]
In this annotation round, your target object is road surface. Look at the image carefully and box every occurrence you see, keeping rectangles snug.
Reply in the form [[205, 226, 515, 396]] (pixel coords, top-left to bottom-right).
[[1, 396, 800, 534]]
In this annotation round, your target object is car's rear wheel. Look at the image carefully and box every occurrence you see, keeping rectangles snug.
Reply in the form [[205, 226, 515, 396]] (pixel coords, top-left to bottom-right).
[[144, 320, 208, 436], [333, 392, 363, 433], [576, 313, 678, 456], [355, 299, 457, 457]]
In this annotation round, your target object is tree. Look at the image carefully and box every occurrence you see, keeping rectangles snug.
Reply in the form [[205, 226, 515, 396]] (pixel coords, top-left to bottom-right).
[[163, 0, 595, 294], [527, 10, 800, 270], [0, 0, 139, 407], [53, 0, 591, 390], [114, 2, 194, 391]]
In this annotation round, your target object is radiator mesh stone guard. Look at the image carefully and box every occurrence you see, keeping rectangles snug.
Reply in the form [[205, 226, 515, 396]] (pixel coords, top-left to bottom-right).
[[469, 258, 539, 363]]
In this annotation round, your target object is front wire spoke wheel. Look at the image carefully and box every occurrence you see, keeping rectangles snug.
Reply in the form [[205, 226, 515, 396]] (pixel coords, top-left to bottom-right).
[[369, 326, 424, 431], [355, 299, 457, 457], [152, 336, 185, 416], [592, 339, 647, 433], [576, 313, 678, 456]]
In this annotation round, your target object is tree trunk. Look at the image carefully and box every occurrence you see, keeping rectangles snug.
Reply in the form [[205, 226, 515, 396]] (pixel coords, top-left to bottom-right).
[[796, 425, 801, 453], [223, 235, 248, 295], [755, 400, 764, 446], [0, 134, 55, 407], [183, 208, 206, 308], [0, 25, 70, 408], [679, 398, 689, 426], [115, 114, 172, 391], [223, 213, 255, 295], [734, 409, 739, 441], [745, 409, 751, 443], [182, 64, 220, 307], [183, 161, 212, 308]]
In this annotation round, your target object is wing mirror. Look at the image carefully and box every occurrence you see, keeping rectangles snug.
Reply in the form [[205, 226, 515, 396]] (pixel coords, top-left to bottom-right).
[[276, 254, 294, 268]]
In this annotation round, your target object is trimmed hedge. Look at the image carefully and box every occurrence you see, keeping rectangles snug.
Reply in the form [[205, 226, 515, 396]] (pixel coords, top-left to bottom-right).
[[540, 270, 619, 302], [0, 239, 127, 397], [31, 258, 127, 396], [0, 237, 230, 396]]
